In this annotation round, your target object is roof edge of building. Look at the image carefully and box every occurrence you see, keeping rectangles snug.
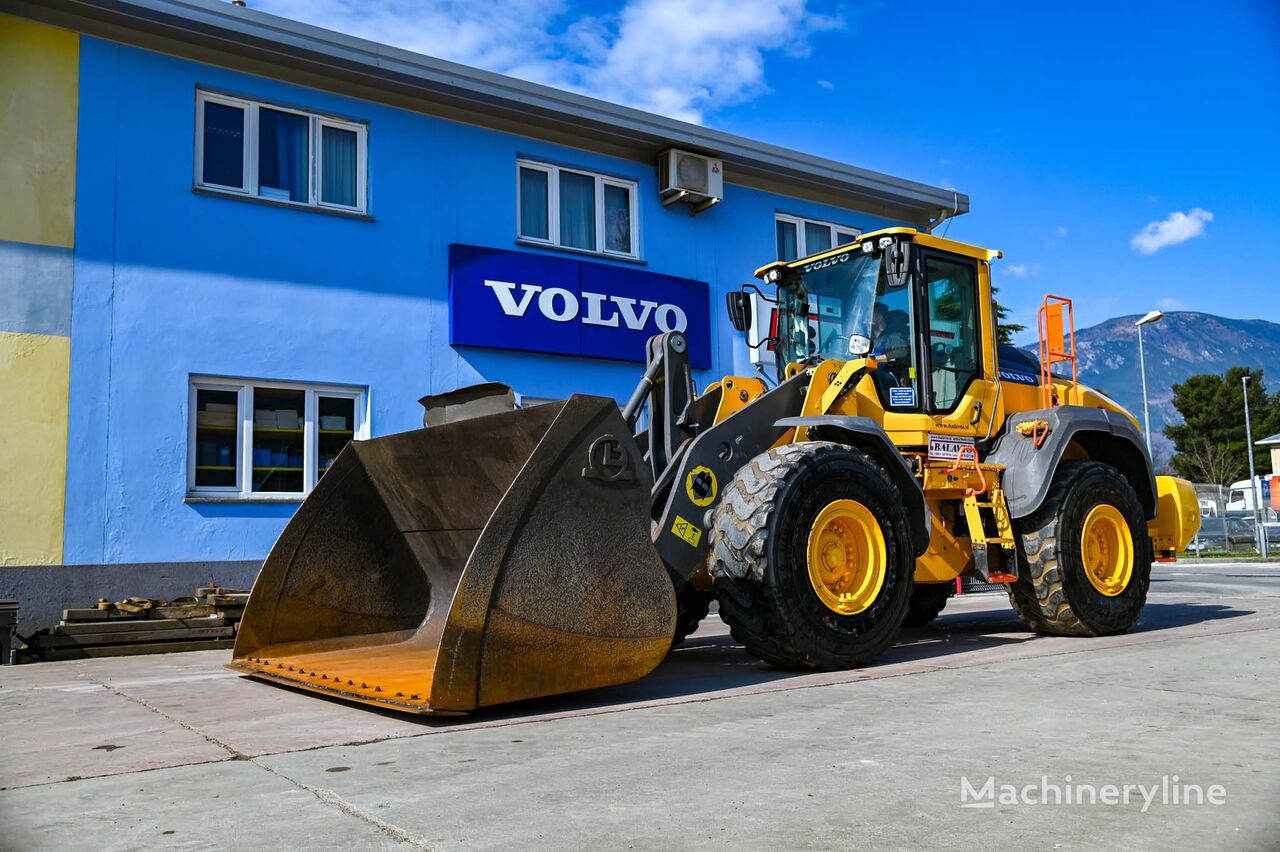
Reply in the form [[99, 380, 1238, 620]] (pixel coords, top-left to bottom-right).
[[13, 0, 969, 226]]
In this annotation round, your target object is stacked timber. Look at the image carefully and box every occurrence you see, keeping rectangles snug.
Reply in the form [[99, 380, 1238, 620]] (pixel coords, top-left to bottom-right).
[[29, 586, 250, 661]]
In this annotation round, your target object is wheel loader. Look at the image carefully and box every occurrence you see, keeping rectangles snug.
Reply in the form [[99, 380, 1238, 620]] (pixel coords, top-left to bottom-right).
[[228, 227, 1201, 714]]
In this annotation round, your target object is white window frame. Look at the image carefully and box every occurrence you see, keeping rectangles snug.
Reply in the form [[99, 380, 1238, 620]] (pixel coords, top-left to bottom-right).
[[775, 213, 861, 260], [195, 90, 368, 214], [516, 159, 640, 259], [187, 377, 368, 501]]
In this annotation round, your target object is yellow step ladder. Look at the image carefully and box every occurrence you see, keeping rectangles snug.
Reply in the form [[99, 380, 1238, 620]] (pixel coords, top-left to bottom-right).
[[948, 448, 1018, 583]]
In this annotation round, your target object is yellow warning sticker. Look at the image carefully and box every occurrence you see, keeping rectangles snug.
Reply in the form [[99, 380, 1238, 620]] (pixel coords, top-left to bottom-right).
[[685, 465, 718, 508], [672, 514, 703, 548]]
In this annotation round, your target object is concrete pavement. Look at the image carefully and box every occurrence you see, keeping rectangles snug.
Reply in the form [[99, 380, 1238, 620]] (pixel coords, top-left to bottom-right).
[[2, 562, 1277, 850]]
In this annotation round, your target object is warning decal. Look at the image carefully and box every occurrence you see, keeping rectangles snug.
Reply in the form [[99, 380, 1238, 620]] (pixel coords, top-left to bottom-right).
[[685, 465, 718, 508], [672, 515, 703, 548]]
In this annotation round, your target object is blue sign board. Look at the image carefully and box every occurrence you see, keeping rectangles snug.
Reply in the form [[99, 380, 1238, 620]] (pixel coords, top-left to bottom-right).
[[889, 386, 916, 407], [449, 244, 712, 368]]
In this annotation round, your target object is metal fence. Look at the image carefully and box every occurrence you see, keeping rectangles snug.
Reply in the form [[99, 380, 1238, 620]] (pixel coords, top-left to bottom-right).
[[1184, 516, 1278, 557]]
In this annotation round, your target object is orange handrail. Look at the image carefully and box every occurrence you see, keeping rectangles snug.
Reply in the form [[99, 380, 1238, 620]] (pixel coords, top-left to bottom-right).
[[946, 446, 988, 497], [1037, 294, 1078, 409]]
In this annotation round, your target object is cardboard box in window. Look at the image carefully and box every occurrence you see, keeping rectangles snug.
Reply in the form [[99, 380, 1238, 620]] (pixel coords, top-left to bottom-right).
[[197, 410, 236, 427], [254, 409, 276, 427], [320, 415, 348, 431], [275, 410, 301, 429], [205, 401, 237, 413]]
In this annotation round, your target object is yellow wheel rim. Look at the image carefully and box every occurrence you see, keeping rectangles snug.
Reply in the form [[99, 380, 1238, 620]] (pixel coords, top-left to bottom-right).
[[1080, 503, 1134, 597], [806, 499, 887, 616]]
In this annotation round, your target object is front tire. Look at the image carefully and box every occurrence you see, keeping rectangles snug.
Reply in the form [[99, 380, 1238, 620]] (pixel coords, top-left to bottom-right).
[[1008, 461, 1152, 636], [709, 442, 915, 669]]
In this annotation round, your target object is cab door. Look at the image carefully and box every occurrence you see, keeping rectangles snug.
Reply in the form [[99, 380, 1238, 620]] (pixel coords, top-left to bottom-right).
[[917, 250, 998, 439]]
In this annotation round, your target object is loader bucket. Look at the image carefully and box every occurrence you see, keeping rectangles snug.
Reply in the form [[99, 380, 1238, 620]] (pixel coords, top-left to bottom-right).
[[228, 395, 675, 715]]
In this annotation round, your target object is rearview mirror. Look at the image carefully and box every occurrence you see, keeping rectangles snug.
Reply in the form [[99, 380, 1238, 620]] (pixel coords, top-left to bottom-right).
[[726, 291, 753, 332], [885, 240, 911, 288]]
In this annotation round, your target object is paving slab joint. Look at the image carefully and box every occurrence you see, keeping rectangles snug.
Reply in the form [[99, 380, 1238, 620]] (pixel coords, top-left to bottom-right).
[[253, 762, 440, 851], [84, 674, 248, 759]]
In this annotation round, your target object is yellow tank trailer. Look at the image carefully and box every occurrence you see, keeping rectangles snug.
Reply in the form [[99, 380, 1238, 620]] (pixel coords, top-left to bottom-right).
[[229, 228, 1199, 713]]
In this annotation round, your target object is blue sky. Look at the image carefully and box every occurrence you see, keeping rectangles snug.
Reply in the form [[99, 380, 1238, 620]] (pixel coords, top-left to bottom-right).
[[255, 0, 1280, 336]]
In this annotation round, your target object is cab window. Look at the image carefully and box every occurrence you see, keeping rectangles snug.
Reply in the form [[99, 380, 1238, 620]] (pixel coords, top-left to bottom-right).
[[924, 255, 981, 411], [871, 278, 918, 408]]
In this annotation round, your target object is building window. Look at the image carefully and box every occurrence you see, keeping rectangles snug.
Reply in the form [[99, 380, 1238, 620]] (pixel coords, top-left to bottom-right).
[[517, 159, 639, 258], [775, 213, 860, 261], [196, 91, 368, 214], [189, 378, 366, 500]]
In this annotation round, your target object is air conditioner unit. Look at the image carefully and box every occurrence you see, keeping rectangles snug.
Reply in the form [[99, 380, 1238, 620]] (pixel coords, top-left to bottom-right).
[[659, 148, 723, 214]]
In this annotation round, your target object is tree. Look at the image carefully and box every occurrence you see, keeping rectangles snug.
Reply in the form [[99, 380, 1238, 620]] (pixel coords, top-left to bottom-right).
[[1177, 438, 1244, 486], [991, 286, 1026, 344], [1166, 367, 1280, 483]]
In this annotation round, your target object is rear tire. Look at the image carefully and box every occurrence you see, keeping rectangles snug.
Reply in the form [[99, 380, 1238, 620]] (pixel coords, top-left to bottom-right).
[[1008, 461, 1152, 636], [709, 442, 914, 669], [902, 582, 952, 628], [671, 584, 713, 647]]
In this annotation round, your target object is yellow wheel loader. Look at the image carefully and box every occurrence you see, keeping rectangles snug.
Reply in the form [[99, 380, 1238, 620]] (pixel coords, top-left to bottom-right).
[[229, 228, 1201, 714]]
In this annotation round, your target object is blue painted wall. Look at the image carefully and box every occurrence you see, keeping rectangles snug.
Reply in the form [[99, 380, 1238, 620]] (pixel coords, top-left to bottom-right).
[[64, 36, 904, 565]]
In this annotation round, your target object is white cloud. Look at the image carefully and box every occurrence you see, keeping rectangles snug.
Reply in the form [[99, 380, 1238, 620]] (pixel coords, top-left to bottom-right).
[[1004, 262, 1042, 279], [1055, 225, 1068, 237], [1130, 208, 1213, 254], [252, 0, 842, 124], [817, 79, 834, 90], [1157, 296, 1188, 311]]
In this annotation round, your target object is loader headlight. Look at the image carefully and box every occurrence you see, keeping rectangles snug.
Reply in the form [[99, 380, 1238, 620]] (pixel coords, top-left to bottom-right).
[[877, 236, 893, 249], [764, 268, 781, 283], [860, 241, 874, 253], [847, 334, 871, 356]]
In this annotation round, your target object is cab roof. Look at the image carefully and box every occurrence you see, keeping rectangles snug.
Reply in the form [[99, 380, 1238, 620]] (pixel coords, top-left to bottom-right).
[[754, 227, 1003, 279]]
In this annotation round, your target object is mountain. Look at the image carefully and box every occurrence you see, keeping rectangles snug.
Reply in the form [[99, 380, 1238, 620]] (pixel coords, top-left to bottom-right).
[[1060, 312, 1280, 462]]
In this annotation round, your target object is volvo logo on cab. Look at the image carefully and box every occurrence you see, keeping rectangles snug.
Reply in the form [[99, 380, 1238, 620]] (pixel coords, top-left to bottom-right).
[[483, 280, 689, 333]]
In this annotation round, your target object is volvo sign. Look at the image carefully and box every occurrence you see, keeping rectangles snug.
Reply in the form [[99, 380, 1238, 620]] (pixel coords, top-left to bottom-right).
[[449, 244, 712, 368]]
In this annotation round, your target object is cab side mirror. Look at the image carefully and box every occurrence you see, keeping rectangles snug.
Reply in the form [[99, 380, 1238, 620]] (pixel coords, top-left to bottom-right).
[[726, 291, 753, 332]]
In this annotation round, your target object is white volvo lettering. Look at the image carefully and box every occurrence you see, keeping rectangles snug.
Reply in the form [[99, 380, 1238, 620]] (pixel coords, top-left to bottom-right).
[[581, 292, 620, 327], [484, 281, 686, 333], [613, 297, 658, 331], [654, 303, 688, 333], [483, 280, 542, 316], [538, 287, 578, 322]]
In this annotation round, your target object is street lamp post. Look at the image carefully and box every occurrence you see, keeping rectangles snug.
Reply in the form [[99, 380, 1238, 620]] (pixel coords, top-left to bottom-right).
[[1136, 310, 1164, 456], [1242, 375, 1269, 559]]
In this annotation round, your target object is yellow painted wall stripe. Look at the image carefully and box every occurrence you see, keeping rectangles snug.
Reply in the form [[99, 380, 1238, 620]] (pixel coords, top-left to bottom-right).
[[0, 331, 70, 565], [0, 14, 79, 249]]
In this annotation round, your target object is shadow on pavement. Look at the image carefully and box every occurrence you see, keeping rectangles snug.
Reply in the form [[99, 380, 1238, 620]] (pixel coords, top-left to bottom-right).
[[1134, 601, 1256, 630], [241, 595, 1259, 729]]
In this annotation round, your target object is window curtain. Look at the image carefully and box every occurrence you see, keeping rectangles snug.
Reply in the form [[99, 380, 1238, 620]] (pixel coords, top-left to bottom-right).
[[202, 102, 245, 188], [519, 168, 549, 240], [804, 221, 832, 255], [776, 220, 798, 261], [321, 126, 358, 207], [603, 185, 631, 253], [559, 171, 596, 250], [258, 108, 309, 202]]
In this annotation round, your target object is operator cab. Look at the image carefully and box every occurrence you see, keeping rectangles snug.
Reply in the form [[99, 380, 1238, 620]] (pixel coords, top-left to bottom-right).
[[733, 229, 992, 416]]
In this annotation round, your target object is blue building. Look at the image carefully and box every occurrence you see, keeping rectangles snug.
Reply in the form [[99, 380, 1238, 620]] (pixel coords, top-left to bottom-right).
[[1, 0, 967, 610]]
